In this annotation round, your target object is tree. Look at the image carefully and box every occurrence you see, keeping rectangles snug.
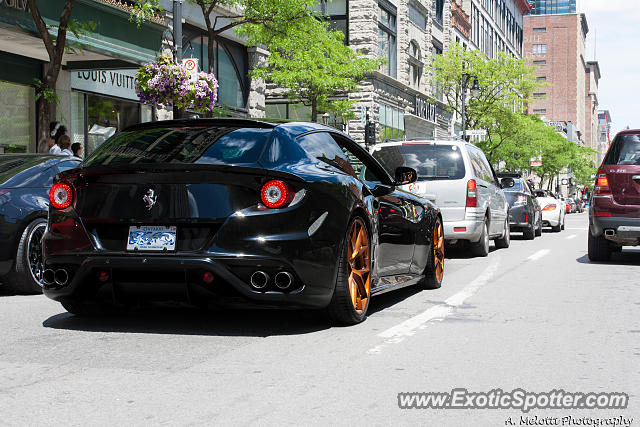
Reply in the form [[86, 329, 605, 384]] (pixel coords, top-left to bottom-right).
[[248, 18, 382, 121], [431, 42, 540, 132], [27, 0, 76, 152]]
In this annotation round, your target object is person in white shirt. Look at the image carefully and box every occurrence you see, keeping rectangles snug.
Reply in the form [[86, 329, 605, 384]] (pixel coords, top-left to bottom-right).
[[58, 135, 73, 156], [48, 122, 66, 155]]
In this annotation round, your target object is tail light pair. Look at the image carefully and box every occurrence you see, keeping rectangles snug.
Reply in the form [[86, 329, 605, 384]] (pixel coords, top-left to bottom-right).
[[49, 183, 73, 210]]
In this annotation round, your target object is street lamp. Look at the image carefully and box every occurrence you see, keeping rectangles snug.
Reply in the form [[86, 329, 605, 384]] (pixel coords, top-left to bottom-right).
[[460, 63, 479, 141]]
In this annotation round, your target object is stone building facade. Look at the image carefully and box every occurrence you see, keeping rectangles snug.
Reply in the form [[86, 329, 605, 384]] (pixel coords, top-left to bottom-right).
[[264, 0, 455, 145]]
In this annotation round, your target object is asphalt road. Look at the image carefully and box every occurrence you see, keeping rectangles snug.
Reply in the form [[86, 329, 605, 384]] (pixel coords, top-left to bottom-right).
[[1, 212, 638, 426]]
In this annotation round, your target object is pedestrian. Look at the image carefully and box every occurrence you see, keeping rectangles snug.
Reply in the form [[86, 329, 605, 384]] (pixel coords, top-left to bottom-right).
[[48, 121, 62, 154], [71, 142, 82, 158], [48, 122, 67, 155], [58, 135, 73, 156]]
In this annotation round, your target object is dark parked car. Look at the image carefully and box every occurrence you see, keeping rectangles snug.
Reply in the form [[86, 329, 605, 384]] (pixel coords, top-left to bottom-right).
[[0, 155, 81, 294], [498, 174, 542, 240], [588, 129, 640, 261], [42, 119, 445, 325]]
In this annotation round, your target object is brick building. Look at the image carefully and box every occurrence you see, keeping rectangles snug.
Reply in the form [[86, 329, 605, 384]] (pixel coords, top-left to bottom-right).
[[523, 12, 600, 152]]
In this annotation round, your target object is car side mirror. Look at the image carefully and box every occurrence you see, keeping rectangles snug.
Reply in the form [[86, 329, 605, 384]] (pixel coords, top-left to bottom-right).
[[394, 166, 417, 186], [501, 177, 515, 189]]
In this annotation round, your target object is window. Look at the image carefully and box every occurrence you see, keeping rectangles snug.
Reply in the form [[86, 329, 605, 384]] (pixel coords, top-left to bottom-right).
[[435, 0, 444, 25], [533, 60, 547, 65], [84, 127, 273, 166], [0, 80, 35, 153], [408, 2, 426, 30], [408, 41, 422, 89], [533, 93, 546, 99], [314, 0, 348, 41], [604, 134, 640, 165], [533, 109, 547, 114], [532, 44, 547, 54], [467, 146, 494, 184], [297, 132, 356, 177], [537, 76, 547, 82], [533, 27, 546, 33], [378, 5, 397, 78], [378, 103, 404, 142]]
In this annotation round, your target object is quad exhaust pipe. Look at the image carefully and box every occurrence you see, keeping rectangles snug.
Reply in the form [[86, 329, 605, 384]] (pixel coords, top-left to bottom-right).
[[250, 271, 269, 289], [274, 272, 294, 290]]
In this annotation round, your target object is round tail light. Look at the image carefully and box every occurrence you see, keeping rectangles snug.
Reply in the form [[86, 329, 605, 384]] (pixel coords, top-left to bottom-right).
[[49, 183, 73, 210], [260, 180, 289, 208]]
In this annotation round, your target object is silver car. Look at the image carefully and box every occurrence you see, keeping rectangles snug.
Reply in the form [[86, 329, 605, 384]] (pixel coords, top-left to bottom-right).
[[369, 140, 510, 257]]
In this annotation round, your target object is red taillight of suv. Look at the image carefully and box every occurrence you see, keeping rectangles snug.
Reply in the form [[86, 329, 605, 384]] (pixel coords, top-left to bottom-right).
[[594, 172, 611, 195], [466, 179, 477, 207]]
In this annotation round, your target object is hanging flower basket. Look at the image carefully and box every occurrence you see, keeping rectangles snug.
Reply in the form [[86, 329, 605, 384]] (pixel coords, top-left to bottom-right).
[[136, 55, 218, 114]]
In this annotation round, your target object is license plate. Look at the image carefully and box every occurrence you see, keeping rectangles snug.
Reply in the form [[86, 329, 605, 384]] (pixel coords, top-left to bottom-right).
[[126, 226, 177, 251]]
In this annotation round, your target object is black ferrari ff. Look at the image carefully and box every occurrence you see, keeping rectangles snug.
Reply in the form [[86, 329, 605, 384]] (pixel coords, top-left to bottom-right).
[[0, 155, 81, 294], [42, 119, 444, 324]]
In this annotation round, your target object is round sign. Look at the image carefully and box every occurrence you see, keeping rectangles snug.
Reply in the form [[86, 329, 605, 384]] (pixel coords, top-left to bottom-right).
[[183, 59, 197, 71]]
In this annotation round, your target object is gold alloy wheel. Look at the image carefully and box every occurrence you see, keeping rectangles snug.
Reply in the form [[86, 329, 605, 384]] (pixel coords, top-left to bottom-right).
[[433, 221, 445, 283], [347, 218, 371, 314]]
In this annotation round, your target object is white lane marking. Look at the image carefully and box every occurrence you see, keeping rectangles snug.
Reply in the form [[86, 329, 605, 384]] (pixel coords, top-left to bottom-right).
[[566, 234, 577, 240], [527, 249, 550, 261], [368, 260, 500, 354]]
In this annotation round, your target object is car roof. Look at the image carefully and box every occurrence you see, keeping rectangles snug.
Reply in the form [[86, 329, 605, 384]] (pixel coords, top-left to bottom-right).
[[370, 139, 465, 151], [122, 118, 345, 139]]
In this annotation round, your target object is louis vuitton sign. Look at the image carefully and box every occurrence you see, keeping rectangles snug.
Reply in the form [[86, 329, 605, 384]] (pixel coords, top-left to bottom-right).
[[2, 0, 29, 11]]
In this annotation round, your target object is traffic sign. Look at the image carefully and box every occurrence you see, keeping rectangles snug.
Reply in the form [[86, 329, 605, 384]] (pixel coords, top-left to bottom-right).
[[182, 58, 198, 81], [466, 129, 487, 136]]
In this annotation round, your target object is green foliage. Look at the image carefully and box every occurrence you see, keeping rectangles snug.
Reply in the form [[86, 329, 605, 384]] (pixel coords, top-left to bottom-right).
[[33, 78, 59, 105], [432, 42, 541, 131], [129, 0, 161, 28], [249, 18, 382, 121]]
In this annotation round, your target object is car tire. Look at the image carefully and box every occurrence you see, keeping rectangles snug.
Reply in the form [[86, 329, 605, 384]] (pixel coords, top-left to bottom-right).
[[2, 218, 47, 295], [551, 221, 561, 232], [494, 218, 510, 249], [587, 227, 611, 262], [470, 220, 490, 257], [419, 218, 444, 289], [535, 216, 542, 237], [327, 216, 371, 325], [561, 215, 565, 230]]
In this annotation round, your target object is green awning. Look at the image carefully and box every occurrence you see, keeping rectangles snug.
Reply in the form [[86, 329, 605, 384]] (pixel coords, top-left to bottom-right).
[[36, 0, 166, 65]]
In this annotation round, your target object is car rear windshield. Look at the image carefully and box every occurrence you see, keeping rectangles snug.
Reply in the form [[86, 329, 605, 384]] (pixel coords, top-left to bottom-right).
[[371, 144, 465, 180], [83, 126, 273, 167], [604, 134, 640, 165], [503, 180, 525, 192]]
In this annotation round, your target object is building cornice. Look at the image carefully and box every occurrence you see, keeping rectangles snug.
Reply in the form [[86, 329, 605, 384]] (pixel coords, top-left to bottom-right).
[[451, 0, 471, 39], [516, 0, 532, 15]]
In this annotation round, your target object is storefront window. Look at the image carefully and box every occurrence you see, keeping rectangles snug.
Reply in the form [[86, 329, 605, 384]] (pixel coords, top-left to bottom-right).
[[0, 80, 35, 153], [86, 94, 140, 154], [379, 103, 404, 142]]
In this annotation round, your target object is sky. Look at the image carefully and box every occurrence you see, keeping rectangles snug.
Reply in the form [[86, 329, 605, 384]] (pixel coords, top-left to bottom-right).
[[578, 0, 640, 135]]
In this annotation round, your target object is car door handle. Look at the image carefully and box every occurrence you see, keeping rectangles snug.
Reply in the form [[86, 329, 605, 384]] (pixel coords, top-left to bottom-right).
[[478, 183, 488, 188]]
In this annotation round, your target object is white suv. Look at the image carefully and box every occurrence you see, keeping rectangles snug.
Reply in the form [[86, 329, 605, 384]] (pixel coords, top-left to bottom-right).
[[368, 140, 510, 256]]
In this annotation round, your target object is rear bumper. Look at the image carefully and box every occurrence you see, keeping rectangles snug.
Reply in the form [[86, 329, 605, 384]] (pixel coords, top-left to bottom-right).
[[590, 216, 640, 245], [508, 205, 532, 231], [443, 218, 484, 242], [42, 255, 336, 309], [541, 209, 561, 226]]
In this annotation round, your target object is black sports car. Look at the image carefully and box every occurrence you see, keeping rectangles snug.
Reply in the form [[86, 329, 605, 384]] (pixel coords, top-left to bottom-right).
[[42, 119, 444, 324], [0, 155, 81, 294]]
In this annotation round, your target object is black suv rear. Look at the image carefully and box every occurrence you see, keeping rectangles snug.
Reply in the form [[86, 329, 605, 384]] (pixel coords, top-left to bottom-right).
[[588, 130, 640, 261]]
